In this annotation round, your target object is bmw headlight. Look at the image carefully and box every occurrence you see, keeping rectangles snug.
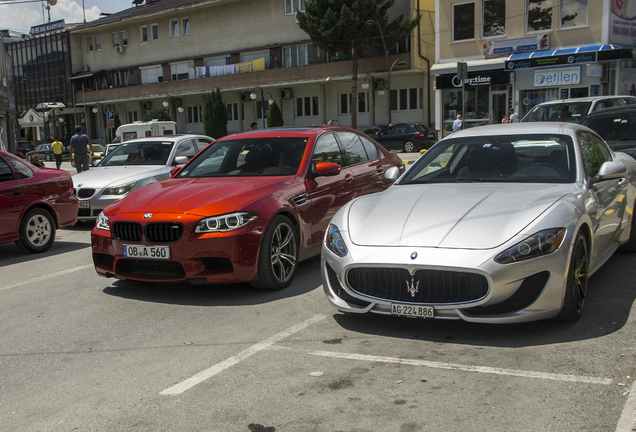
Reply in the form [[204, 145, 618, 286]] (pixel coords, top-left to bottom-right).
[[495, 228, 566, 264], [96, 211, 110, 231], [103, 181, 137, 195], [195, 212, 257, 233], [326, 224, 348, 257]]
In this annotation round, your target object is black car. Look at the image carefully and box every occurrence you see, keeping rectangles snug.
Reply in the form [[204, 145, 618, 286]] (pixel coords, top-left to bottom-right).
[[26, 144, 70, 162], [580, 105, 636, 151], [372, 123, 437, 152], [16, 141, 33, 154]]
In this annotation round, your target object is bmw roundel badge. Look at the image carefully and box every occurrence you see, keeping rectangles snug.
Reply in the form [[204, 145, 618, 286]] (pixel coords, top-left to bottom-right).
[[143, 213, 152, 219], [411, 252, 418, 260]]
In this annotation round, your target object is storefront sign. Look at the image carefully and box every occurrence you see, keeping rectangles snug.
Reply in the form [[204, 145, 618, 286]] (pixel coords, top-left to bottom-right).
[[587, 64, 603, 78], [435, 71, 510, 90], [485, 35, 550, 56], [609, 0, 636, 45], [506, 52, 597, 70], [534, 67, 581, 87], [30, 19, 65, 36]]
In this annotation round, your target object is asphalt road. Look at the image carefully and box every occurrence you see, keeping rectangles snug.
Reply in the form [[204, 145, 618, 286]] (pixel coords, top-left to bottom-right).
[[1, 153, 635, 431]]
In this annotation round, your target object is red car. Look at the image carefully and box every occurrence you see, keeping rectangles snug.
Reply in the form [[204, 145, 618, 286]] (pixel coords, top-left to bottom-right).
[[91, 127, 403, 289], [0, 150, 78, 253]]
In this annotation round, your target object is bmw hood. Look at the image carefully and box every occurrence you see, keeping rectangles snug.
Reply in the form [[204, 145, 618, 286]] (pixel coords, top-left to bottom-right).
[[347, 183, 574, 249], [73, 166, 167, 189], [108, 176, 295, 216]]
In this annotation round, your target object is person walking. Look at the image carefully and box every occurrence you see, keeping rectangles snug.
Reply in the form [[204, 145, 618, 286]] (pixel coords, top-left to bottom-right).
[[501, 114, 509, 123], [51, 136, 64, 169], [251, 122, 258, 130], [509, 108, 519, 123], [452, 114, 463, 132], [69, 125, 93, 173]]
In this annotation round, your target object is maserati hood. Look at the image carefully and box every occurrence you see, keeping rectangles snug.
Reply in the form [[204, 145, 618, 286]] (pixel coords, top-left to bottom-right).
[[108, 176, 295, 216], [74, 166, 167, 189], [347, 183, 574, 249]]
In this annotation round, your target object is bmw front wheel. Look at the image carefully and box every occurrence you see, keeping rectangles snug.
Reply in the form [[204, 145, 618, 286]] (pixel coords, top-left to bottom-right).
[[251, 215, 298, 290]]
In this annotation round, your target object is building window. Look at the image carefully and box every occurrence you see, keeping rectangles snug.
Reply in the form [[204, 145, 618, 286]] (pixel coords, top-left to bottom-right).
[[171, 20, 179, 37], [121, 30, 128, 46], [114, 71, 128, 86], [390, 87, 423, 111], [127, 111, 139, 123], [227, 103, 239, 121], [560, 0, 587, 28], [285, 0, 305, 15], [483, 0, 505, 37], [170, 61, 193, 81], [141, 26, 148, 43], [113, 32, 120, 48], [527, 0, 552, 32], [339, 92, 369, 114], [87, 37, 94, 52], [95, 35, 101, 51], [183, 18, 190, 35], [453, 2, 475, 41], [283, 44, 313, 67], [140, 65, 163, 84], [296, 96, 319, 117], [151, 24, 158, 40], [187, 106, 202, 123]]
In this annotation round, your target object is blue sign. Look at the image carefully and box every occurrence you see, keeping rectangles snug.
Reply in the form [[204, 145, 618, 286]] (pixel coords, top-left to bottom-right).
[[107, 111, 115, 120], [30, 19, 65, 36]]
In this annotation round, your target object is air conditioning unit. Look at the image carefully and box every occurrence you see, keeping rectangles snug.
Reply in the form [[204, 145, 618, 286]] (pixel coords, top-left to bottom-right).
[[142, 102, 151, 110], [80, 65, 90, 72], [282, 89, 293, 99], [116, 45, 125, 53]]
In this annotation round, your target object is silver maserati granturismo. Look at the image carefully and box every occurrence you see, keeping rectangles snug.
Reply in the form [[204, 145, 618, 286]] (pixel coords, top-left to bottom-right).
[[322, 123, 636, 323]]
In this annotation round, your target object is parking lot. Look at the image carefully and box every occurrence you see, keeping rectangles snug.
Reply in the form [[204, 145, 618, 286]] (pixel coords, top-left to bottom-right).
[[1, 216, 635, 431]]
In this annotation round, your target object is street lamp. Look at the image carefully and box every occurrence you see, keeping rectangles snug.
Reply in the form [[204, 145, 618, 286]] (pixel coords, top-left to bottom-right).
[[366, 19, 405, 125], [362, 73, 376, 127], [250, 86, 271, 129]]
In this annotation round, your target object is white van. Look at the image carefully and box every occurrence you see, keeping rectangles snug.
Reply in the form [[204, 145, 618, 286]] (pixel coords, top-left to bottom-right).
[[116, 120, 177, 142]]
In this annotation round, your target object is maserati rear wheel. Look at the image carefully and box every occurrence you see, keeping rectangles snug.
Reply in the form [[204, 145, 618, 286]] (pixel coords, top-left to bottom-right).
[[558, 230, 588, 321], [251, 215, 298, 290]]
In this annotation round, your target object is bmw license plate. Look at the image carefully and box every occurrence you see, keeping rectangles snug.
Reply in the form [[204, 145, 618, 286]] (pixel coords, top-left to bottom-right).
[[123, 245, 171, 259], [391, 304, 434, 319], [79, 201, 90, 208]]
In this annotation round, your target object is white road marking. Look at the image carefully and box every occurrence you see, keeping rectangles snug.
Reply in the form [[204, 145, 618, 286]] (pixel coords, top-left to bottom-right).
[[267, 346, 612, 385], [160, 313, 328, 396], [616, 380, 636, 432], [0, 264, 94, 292]]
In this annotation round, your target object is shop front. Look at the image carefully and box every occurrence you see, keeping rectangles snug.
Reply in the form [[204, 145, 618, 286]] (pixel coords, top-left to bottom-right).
[[435, 70, 510, 135]]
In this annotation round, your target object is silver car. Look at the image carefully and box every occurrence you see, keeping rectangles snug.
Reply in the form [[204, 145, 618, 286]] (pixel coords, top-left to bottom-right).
[[74, 135, 214, 220], [322, 123, 636, 323]]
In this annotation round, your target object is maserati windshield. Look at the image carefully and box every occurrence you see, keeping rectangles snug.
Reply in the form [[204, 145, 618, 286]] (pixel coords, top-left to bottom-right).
[[98, 141, 174, 166], [399, 134, 576, 185]]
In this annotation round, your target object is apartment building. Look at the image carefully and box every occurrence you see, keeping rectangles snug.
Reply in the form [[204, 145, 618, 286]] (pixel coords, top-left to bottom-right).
[[68, 0, 434, 143], [433, 0, 636, 135], [0, 33, 16, 151]]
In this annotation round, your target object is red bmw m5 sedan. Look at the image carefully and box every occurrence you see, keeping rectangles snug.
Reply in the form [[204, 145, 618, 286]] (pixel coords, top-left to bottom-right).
[[91, 126, 403, 289]]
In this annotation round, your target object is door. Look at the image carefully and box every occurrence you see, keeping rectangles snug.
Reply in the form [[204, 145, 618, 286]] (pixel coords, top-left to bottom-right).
[[0, 156, 28, 239], [491, 91, 508, 124]]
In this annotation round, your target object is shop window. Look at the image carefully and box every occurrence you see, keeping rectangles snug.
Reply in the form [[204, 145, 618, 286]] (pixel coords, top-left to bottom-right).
[[560, 0, 587, 28], [453, 2, 475, 42], [483, 0, 505, 37], [527, 0, 552, 32], [520, 88, 559, 118], [296, 96, 319, 117], [570, 87, 589, 98]]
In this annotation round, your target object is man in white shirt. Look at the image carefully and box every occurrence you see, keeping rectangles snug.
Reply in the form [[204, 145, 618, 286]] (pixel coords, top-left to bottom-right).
[[509, 108, 519, 123], [452, 114, 463, 132]]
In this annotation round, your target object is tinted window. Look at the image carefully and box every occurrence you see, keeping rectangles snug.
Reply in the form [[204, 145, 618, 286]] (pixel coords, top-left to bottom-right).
[[578, 131, 610, 177], [175, 140, 197, 159], [0, 157, 13, 182], [312, 133, 345, 166], [99, 140, 174, 166], [523, 102, 592, 123], [582, 112, 636, 141], [336, 132, 368, 166], [6, 154, 34, 179], [359, 136, 379, 160]]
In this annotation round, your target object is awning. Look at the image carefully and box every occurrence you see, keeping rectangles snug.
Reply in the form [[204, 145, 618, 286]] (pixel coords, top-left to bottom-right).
[[430, 57, 507, 75], [70, 69, 105, 80], [506, 44, 635, 70], [509, 44, 625, 60]]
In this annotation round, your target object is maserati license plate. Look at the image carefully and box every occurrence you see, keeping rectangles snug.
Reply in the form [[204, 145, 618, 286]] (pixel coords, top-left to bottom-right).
[[122, 245, 171, 259], [391, 304, 434, 319]]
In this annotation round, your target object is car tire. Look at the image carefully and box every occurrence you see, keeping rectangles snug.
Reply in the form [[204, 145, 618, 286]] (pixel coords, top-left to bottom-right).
[[558, 230, 588, 322], [45, 153, 52, 161], [403, 141, 416, 153], [619, 207, 636, 253], [250, 215, 298, 290], [15, 208, 56, 254]]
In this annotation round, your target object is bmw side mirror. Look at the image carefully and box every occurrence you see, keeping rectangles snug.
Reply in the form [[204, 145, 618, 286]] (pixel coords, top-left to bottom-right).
[[385, 166, 400, 182], [588, 161, 627, 187], [314, 162, 341, 177]]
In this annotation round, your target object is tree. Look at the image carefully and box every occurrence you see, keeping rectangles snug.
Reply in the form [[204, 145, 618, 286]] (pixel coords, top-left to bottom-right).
[[267, 100, 284, 127], [143, 108, 171, 122], [297, 0, 419, 129], [204, 88, 228, 139]]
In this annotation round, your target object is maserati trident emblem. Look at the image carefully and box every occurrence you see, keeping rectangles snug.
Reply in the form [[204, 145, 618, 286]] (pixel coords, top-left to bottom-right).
[[406, 276, 419, 298], [143, 213, 153, 219]]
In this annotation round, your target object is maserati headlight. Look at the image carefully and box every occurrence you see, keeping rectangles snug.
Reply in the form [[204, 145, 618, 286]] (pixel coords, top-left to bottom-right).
[[103, 181, 137, 195], [325, 224, 348, 257], [495, 228, 566, 264], [195, 212, 257, 233], [95, 211, 110, 231]]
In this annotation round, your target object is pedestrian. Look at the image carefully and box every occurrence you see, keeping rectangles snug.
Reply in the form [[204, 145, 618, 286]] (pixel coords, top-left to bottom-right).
[[452, 114, 463, 132], [31, 153, 45, 168], [251, 122, 258, 130], [51, 136, 64, 169], [69, 125, 93, 173], [501, 114, 509, 123], [509, 108, 519, 123]]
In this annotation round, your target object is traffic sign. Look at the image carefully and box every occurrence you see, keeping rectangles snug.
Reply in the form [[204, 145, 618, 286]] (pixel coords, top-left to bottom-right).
[[107, 111, 115, 127]]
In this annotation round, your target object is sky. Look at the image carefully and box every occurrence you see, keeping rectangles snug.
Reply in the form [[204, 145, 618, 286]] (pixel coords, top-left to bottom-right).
[[0, 0, 135, 34]]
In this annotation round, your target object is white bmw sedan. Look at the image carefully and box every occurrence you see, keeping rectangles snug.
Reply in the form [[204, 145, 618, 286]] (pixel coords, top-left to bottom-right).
[[73, 135, 213, 220], [322, 123, 636, 323]]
